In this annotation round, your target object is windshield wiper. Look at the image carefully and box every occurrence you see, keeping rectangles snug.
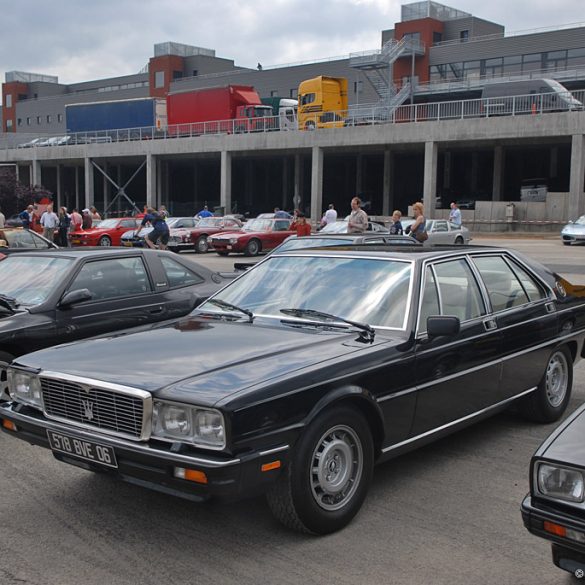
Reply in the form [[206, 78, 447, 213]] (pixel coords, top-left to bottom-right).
[[0, 293, 18, 313], [280, 308, 375, 341], [206, 298, 254, 323]]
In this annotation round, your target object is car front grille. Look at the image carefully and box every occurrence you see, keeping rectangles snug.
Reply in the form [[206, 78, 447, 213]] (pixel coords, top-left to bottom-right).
[[41, 378, 145, 439]]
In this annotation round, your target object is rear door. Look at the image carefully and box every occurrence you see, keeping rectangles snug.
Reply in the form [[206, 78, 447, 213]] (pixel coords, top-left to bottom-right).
[[412, 257, 503, 435]]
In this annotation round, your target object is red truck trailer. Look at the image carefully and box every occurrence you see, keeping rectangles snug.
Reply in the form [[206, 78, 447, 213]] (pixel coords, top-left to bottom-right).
[[167, 85, 274, 135]]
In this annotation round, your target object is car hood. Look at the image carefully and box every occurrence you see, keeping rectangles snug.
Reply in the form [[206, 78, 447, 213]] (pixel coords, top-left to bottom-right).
[[562, 223, 585, 234], [14, 317, 394, 407], [540, 404, 585, 467], [212, 231, 258, 240]]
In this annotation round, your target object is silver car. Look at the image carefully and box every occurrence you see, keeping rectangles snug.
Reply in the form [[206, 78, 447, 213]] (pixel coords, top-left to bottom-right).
[[402, 218, 471, 245], [561, 216, 585, 245]]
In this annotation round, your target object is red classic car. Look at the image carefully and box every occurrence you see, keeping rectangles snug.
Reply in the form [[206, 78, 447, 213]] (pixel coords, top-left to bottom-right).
[[188, 216, 243, 253], [210, 217, 294, 256], [70, 217, 141, 247]]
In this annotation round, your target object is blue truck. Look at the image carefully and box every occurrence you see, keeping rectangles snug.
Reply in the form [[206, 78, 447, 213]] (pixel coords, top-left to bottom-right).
[[65, 98, 167, 140]]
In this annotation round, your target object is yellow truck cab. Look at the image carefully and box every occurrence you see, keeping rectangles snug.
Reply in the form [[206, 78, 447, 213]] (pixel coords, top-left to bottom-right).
[[298, 76, 348, 130]]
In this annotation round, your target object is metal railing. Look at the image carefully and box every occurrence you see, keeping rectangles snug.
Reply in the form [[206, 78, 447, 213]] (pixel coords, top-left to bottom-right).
[[2, 90, 583, 151]]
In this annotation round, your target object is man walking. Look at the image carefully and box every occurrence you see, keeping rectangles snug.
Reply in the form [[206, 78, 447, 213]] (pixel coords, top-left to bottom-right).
[[40, 205, 59, 242], [449, 202, 462, 227], [141, 207, 170, 250], [348, 197, 368, 233]]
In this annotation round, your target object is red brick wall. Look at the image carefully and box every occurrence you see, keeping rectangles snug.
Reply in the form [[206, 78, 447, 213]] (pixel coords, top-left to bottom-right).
[[2, 81, 28, 132], [148, 55, 185, 98]]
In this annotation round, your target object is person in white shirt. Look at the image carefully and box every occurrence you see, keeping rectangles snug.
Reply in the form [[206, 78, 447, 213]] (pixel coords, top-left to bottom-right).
[[40, 205, 59, 242], [324, 204, 337, 225], [0, 207, 5, 228], [449, 202, 462, 227]]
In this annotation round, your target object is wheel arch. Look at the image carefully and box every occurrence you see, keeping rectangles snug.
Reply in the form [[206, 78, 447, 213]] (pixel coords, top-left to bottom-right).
[[304, 386, 385, 455]]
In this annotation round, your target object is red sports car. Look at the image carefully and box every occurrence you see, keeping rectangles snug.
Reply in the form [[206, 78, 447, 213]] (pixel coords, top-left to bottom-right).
[[188, 216, 243, 253], [210, 217, 294, 256], [70, 217, 141, 247]]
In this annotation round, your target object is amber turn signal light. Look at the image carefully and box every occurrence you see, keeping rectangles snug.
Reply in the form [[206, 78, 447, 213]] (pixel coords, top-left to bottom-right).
[[261, 460, 281, 472], [1, 419, 17, 431], [544, 521, 567, 537], [174, 467, 208, 484]]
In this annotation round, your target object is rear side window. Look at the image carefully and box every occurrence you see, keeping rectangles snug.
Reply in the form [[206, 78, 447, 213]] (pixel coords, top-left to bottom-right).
[[508, 260, 547, 302], [472, 256, 535, 311], [160, 257, 204, 287], [419, 266, 440, 330]]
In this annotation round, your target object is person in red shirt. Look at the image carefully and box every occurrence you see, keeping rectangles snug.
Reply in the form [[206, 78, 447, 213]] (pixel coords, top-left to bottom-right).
[[291, 213, 311, 237]]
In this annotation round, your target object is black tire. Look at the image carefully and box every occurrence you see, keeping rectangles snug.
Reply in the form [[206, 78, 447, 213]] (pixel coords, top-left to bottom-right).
[[98, 236, 112, 247], [216, 251, 229, 257], [266, 406, 374, 534], [245, 239, 261, 256], [196, 235, 209, 254], [169, 247, 180, 254], [0, 350, 15, 401], [454, 236, 464, 245], [520, 346, 573, 423]]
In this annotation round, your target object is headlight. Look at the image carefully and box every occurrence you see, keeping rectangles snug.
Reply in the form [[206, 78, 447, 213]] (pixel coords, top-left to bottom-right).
[[8, 369, 42, 408], [537, 463, 584, 503], [152, 401, 225, 449], [229, 238, 238, 244]]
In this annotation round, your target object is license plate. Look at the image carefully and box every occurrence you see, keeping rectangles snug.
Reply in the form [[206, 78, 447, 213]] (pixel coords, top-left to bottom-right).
[[71, 239, 81, 244], [47, 430, 118, 468], [123, 241, 133, 247], [227, 245, 232, 250]]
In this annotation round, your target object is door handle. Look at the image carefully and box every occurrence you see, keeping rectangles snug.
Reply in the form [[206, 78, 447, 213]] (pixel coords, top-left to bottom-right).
[[483, 318, 497, 331], [149, 306, 164, 314]]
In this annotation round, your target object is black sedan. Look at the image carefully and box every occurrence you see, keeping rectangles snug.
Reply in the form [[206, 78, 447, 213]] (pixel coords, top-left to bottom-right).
[[0, 227, 58, 255], [522, 402, 585, 578], [2, 245, 585, 535], [0, 248, 233, 399]]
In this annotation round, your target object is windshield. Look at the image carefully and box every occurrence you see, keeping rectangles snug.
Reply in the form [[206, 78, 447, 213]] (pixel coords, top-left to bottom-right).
[[0, 256, 73, 305], [320, 222, 349, 234], [574, 216, 585, 226], [197, 255, 413, 329], [97, 219, 119, 229], [277, 237, 351, 252], [244, 218, 273, 232], [198, 218, 221, 227]]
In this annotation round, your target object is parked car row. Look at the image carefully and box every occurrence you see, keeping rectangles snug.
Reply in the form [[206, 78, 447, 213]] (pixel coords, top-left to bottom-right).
[[1, 238, 585, 557]]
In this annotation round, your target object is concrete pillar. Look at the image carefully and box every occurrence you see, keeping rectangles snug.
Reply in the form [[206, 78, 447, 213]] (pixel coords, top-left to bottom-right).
[[193, 162, 198, 208], [423, 141, 438, 214], [310, 146, 324, 224], [102, 163, 108, 211], [146, 154, 156, 208], [492, 146, 504, 202], [356, 154, 363, 197], [156, 158, 162, 209], [164, 162, 170, 211], [75, 166, 80, 211], [220, 150, 232, 213], [84, 158, 94, 209], [294, 154, 302, 212], [15, 164, 20, 183], [56, 164, 61, 209], [282, 158, 289, 210], [382, 150, 393, 215], [471, 152, 479, 194], [31, 160, 41, 186], [569, 134, 585, 219]]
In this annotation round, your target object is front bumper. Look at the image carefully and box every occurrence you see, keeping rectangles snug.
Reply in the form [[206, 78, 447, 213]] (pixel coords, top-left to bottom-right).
[[561, 233, 585, 244], [211, 241, 243, 253], [521, 494, 585, 576], [0, 401, 289, 503]]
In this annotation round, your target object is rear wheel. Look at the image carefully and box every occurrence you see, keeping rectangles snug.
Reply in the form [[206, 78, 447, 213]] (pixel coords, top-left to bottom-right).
[[196, 236, 209, 253], [0, 351, 15, 401], [266, 406, 373, 534], [98, 236, 112, 247], [245, 239, 261, 256], [519, 346, 572, 423], [454, 236, 464, 245]]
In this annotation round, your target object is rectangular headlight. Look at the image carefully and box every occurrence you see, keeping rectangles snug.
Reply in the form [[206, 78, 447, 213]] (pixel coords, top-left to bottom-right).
[[8, 369, 42, 409], [152, 401, 225, 449], [537, 463, 585, 503]]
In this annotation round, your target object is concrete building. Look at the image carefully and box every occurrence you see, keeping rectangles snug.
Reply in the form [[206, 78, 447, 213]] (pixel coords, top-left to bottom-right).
[[0, 1, 584, 231]]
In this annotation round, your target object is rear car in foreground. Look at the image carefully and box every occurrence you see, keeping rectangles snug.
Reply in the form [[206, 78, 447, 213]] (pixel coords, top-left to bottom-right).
[[2, 245, 585, 534], [522, 402, 585, 578]]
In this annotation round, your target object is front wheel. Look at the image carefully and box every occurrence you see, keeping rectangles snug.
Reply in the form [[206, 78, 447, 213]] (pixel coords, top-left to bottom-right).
[[98, 236, 112, 247], [196, 236, 209, 253], [245, 239, 261, 256], [519, 346, 572, 423], [266, 406, 373, 534], [0, 350, 15, 401], [454, 236, 464, 245]]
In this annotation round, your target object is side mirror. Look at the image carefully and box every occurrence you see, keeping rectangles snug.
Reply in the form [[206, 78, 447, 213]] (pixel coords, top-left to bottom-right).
[[426, 315, 460, 337], [59, 288, 93, 308]]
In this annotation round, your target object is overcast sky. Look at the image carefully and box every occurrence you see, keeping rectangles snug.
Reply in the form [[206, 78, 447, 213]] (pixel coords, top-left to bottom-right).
[[1, 0, 584, 87]]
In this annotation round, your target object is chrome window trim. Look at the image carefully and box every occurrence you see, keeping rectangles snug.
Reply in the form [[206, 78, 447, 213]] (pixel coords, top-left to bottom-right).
[[381, 386, 537, 453], [39, 371, 153, 441]]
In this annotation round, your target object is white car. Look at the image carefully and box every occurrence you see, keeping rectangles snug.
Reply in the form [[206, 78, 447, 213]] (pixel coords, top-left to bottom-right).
[[402, 218, 471, 245], [561, 215, 585, 245]]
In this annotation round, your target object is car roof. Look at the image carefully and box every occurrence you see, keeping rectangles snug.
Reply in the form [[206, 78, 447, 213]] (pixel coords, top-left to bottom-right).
[[1, 247, 167, 259]]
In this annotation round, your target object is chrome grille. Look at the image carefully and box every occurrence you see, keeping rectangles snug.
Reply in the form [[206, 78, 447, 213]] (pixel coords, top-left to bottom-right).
[[41, 378, 145, 439]]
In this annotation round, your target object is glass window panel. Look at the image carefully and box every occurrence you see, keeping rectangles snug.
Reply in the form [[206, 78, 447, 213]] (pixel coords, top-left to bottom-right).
[[160, 257, 204, 287], [419, 266, 440, 331]]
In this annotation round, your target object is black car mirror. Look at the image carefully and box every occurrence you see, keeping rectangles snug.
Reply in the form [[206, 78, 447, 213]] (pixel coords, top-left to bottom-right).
[[59, 288, 93, 308], [426, 315, 460, 337]]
